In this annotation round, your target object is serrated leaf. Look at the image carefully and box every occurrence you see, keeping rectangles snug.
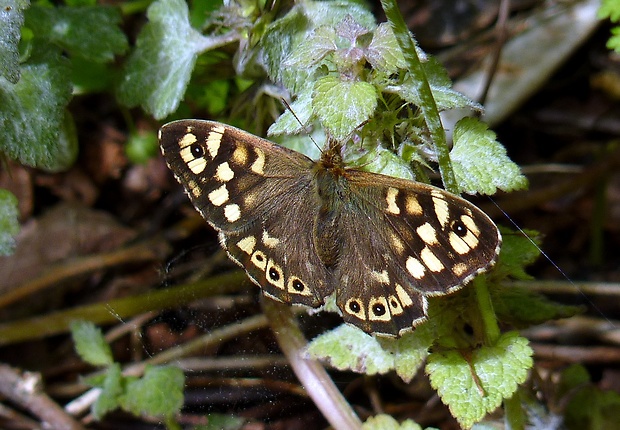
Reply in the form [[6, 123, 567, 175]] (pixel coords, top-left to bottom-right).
[[379, 326, 433, 383], [303, 0, 375, 31], [71, 320, 114, 366], [92, 363, 123, 420], [0, 44, 76, 171], [0, 189, 19, 256], [283, 25, 337, 70], [268, 90, 314, 136], [306, 324, 394, 374], [451, 117, 528, 195], [362, 414, 423, 430], [426, 331, 533, 429], [365, 23, 406, 74], [121, 365, 185, 419], [313, 76, 377, 140], [0, 0, 28, 83], [25, 5, 128, 63], [117, 0, 211, 119]]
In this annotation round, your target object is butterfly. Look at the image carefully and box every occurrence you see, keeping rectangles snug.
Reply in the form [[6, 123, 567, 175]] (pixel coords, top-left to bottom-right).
[[159, 120, 501, 336]]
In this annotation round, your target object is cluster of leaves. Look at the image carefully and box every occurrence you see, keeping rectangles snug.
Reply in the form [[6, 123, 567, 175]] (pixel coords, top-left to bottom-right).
[[70, 321, 185, 425], [0, 0, 605, 428]]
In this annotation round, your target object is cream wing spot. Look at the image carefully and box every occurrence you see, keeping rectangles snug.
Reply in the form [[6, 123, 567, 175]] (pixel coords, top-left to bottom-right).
[[449, 231, 470, 255], [371, 270, 390, 284], [232, 145, 248, 165], [215, 162, 234, 182], [287, 276, 312, 296], [452, 262, 469, 277], [262, 230, 280, 248], [395, 284, 414, 307], [345, 298, 366, 320], [406, 256, 426, 279], [368, 297, 391, 322], [236, 236, 257, 255], [187, 157, 207, 174], [206, 125, 225, 159], [387, 295, 404, 315], [421, 247, 444, 272], [416, 222, 438, 245], [187, 180, 201, 197], [251, 250, 267, 270], [405, 195, 423, 215], [385, 187, 400, 214], [431, 191, 450, 227], [389, 232, 406, 255], [208, 184, 229, 206], [251, 148, 266, 174], [224, 204, 241, 222], [266, 260, 285, 290], [178, 132, 197, 149]]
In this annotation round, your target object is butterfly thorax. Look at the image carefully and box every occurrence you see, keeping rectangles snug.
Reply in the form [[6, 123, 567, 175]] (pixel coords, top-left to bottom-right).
[[312, 145, 351, 268]]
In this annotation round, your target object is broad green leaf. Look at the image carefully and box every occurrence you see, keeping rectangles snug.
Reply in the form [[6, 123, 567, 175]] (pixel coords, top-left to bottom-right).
[[268, 90, 315, 136], [303, 0, 375, 31], [0, 0, 28, 83], [306, 324, 394, 375], [599, 0, 620, 22], [25, 5, 128, 63], [283, 25, 337, 70], [71, 320, 114, 366], [0, 44, 76, 171], [344, 142, 415, 180], [451, 117, 528, 195], [365, 23, 406, 74], [92, 363, 123, 420], [121, 365, 185, 418], [117, 0, 212, 119], [0, 189, 19, 256], [362, 414, 424, 430], [313, 75, 377, 140], [380, 325, 433, 383], [427, 331, 533, 429]]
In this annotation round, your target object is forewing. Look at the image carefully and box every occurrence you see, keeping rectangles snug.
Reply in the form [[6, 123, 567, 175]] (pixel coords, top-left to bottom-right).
[[159, 120, 331, 307], [334, 170, 501, 336]]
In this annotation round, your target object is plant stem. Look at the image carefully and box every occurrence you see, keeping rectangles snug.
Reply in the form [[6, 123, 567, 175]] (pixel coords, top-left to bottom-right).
[[262, 298, 363, 430], [380, 0, 458, 194]]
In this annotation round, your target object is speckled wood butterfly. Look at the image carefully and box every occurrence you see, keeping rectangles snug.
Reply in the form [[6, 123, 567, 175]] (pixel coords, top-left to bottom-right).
[[159, 120, 501, 337]]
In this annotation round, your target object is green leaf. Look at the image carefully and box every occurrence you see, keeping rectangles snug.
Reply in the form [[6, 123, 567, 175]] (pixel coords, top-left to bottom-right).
[[92, 363, 123, 420], [599, 0, 620, 22], [450, 117, 528, 195], [365, 23, 406, 74], [380, 325, 433, 383], [492, 286, 584, 328], [125, 130, 158, 164], [313, 75, 377, 140], [283, 25, 337, 70], [25, 5, 128, 63], [268, 90, 315, 136], [70, 320, 114, 366], [344, 142, 415, 180], [426, 331, 533, 429], [362, 414, 424, 430], [121, 365, 185, 419], [493, 227, 540, 281], [194, 413, 246, 430], [0, 44, 76, 171], [117, 0, 210, 119], [0, 189, 19, 256], [0, 0, 28, 83], [564, 385, 620, 429], [306, 324, 395, 375], [303, 0, 375, 31]]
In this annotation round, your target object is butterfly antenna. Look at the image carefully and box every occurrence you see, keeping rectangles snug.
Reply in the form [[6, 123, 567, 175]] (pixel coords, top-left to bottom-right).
[[280, 98, 323, 153]]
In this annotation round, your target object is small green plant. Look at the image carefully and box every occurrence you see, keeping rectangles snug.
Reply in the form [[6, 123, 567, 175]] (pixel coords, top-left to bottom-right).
[[70, 320, 185, 426]]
